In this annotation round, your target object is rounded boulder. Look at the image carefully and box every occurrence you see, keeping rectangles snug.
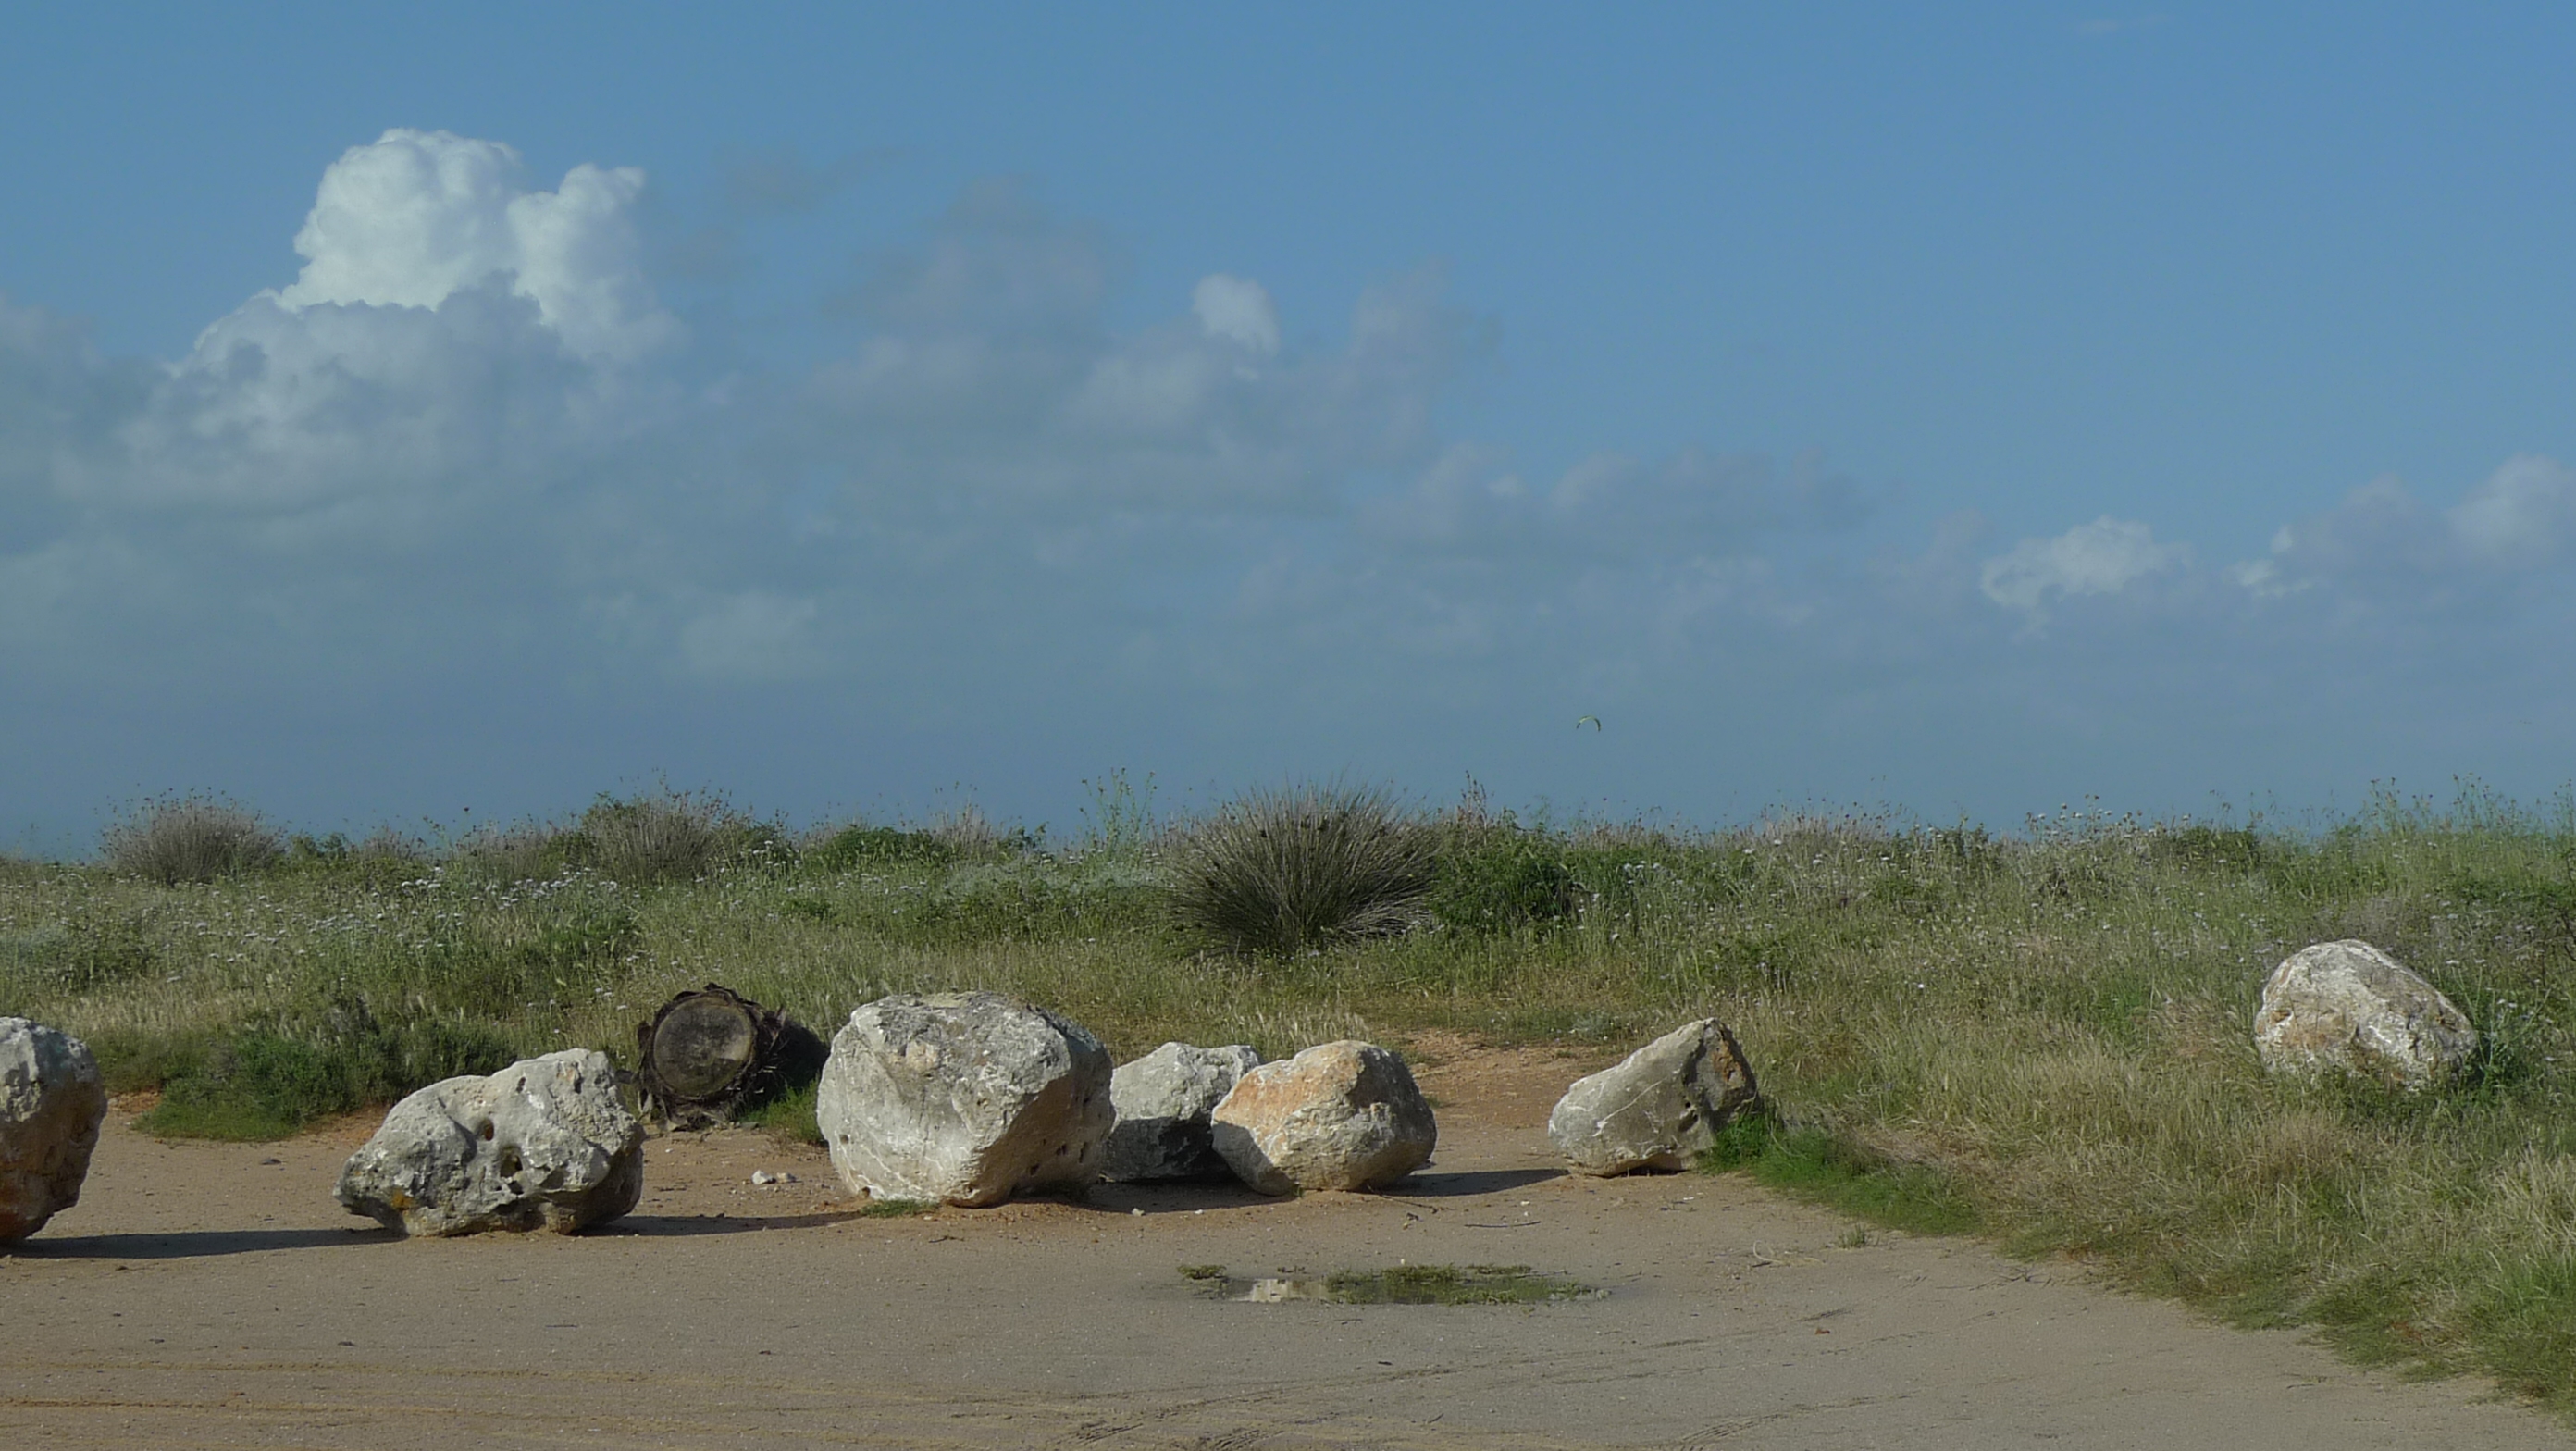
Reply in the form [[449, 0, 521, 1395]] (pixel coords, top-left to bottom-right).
[[817, 992, 1113, 1207], [1, 1017, 108, 1242], [1209, 1040, 1435, 1195], [336, 1050, 644, 1236], [2254, 939, 2478, 1091]]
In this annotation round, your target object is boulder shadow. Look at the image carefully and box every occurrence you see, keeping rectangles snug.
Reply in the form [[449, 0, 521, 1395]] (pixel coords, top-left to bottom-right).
[[1380, 1167, 1565, 1198], [602, 1210, 866, 1237], [8, 1226, 392, 1260], [1081, 1180, 1282, 1215]]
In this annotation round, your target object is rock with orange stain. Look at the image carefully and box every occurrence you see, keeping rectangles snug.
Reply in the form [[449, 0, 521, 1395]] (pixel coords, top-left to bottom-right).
[[1209, 1040, 1435, 1194]]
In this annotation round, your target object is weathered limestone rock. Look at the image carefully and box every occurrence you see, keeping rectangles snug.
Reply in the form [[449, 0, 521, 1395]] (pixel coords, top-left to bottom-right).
[[2254, 939, 2478, 1091], [1547, 1019, 1760, 1175], [817, 992, 1112, 1207], [1, 1017, 107, 1242], [1209, 1040, 1436, 1195], [336, 1050, 643, 1235], [1103, 1042, 1262, 1182]]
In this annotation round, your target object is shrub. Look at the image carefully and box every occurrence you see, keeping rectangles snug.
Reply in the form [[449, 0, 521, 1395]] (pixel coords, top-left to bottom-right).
[[130, 999, 515, 1140], [452, 821, 587, 884], [100, 792, 282, 885], [1165, 782, 1434, 955], [803, 822, 957, 872], [1428, 825, 1579, 935], [577, 788, 762, 885], [457, 789, 777, 886]]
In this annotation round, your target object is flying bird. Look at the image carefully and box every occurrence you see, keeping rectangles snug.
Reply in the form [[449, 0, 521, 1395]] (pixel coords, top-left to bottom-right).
[[1575, 715, 1601, 731]]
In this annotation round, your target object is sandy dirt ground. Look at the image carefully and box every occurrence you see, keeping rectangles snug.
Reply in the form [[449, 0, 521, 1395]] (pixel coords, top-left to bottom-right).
[[3, 1042, 2565, 1450]]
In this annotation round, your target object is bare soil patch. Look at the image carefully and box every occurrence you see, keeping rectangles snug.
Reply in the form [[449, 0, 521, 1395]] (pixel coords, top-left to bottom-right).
[[3, 1049, 2561, 1449]]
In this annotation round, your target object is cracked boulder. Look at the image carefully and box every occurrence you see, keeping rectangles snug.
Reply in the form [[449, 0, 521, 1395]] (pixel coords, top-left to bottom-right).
[[1547, 1019, 1761, 1176], [2255, 939, 2478, 1091], [1, 1017, 108, 1242], [1103, 1042, 1262, 1182], [336, 1050, 643, 1235], [1210, 1040, 1436, 1194], [817, 992, 1113, 1207]]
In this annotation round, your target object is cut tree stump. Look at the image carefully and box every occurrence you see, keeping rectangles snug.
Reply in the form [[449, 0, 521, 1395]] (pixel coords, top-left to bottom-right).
[[634, 985, 828, 1129]]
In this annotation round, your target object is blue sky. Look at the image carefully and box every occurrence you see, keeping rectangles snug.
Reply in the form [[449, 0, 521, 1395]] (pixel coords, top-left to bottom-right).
[[6, 4, 2575, 844]]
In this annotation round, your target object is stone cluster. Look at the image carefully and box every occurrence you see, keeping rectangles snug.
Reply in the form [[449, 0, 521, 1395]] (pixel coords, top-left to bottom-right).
[[0, 936, 2484, 1243]]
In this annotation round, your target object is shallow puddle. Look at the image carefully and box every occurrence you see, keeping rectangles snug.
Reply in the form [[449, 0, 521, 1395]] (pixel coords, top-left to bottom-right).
[[1188, 1263, 1604, 1305]]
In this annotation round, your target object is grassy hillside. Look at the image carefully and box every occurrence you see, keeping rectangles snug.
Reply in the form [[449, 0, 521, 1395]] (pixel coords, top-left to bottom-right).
[[5, 781, 2573, 1408]]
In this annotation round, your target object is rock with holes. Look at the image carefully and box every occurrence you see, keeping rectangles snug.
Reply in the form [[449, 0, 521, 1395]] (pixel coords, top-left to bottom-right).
[[1, 1017, 108, 1242], [1102, 1042, 1263, 1182], [335, 1050, 642, 1235], [2254, 939, 2478, 1091], [817, 992, 1113, 1207], [1547, 1019, 1761, 1176], [1210, 1040, 1436, 1194]]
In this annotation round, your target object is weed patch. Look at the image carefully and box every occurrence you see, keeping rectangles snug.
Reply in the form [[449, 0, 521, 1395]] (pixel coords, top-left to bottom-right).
[[860, 1197, 937, 1218], [739, 1080, 823, 1145]]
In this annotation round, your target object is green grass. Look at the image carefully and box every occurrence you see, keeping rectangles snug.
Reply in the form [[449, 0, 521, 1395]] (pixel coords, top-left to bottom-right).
[[1699, 1114, 1981, 1236], [859, 1197, 938, 1218], [738, 1079, 824, 1145], [1319, 1263, 1596, 1305], [1191, 1262, 1599, 1304], [6, 780, 2576, 1408]]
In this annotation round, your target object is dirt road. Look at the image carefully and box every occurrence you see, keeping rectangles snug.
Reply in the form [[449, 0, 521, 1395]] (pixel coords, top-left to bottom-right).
[[3, 1045, 2561, 1449]]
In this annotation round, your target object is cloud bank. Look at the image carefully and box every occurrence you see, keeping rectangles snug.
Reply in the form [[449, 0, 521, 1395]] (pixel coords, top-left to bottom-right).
[[6, 128, 2573, 832]]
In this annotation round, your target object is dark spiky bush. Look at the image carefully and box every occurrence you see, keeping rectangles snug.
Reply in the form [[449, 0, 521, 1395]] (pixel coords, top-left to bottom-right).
[[1165, 783, 1435, 955], [101, 792, 283, 885]]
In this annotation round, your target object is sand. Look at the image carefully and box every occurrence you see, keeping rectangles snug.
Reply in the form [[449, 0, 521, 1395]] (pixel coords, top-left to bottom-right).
[[3, 1043, 2563, 1449]]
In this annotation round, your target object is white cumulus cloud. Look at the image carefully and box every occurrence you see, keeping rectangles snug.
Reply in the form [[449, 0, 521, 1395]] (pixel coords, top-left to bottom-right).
[[2230, 454, 2576, 600], [1191, 274, 1281, 355], [269, 129, 675, 363], [1980, 516, 2189, 614], [2447, 453, 2576, 569]]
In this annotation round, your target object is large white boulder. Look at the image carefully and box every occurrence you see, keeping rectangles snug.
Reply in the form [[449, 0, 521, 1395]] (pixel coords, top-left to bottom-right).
[[1102, 1042, 1261, 1182], [1209, 1040, 1436, 1195], [1547, 1019, 1760, 1176], [817, 992, 1112, 1207], [2254, 939, 2478, 1091], [1, 1017, 107, 1242], [336, 1050, 643, 1235]]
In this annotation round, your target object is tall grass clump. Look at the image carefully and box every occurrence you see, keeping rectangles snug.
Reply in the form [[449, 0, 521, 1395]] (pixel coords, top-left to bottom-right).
[[576, 788, 777, 884], [1166, 782, 1434, 955], [457, 788, 780, 885], [100, 792, 282, 885]]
